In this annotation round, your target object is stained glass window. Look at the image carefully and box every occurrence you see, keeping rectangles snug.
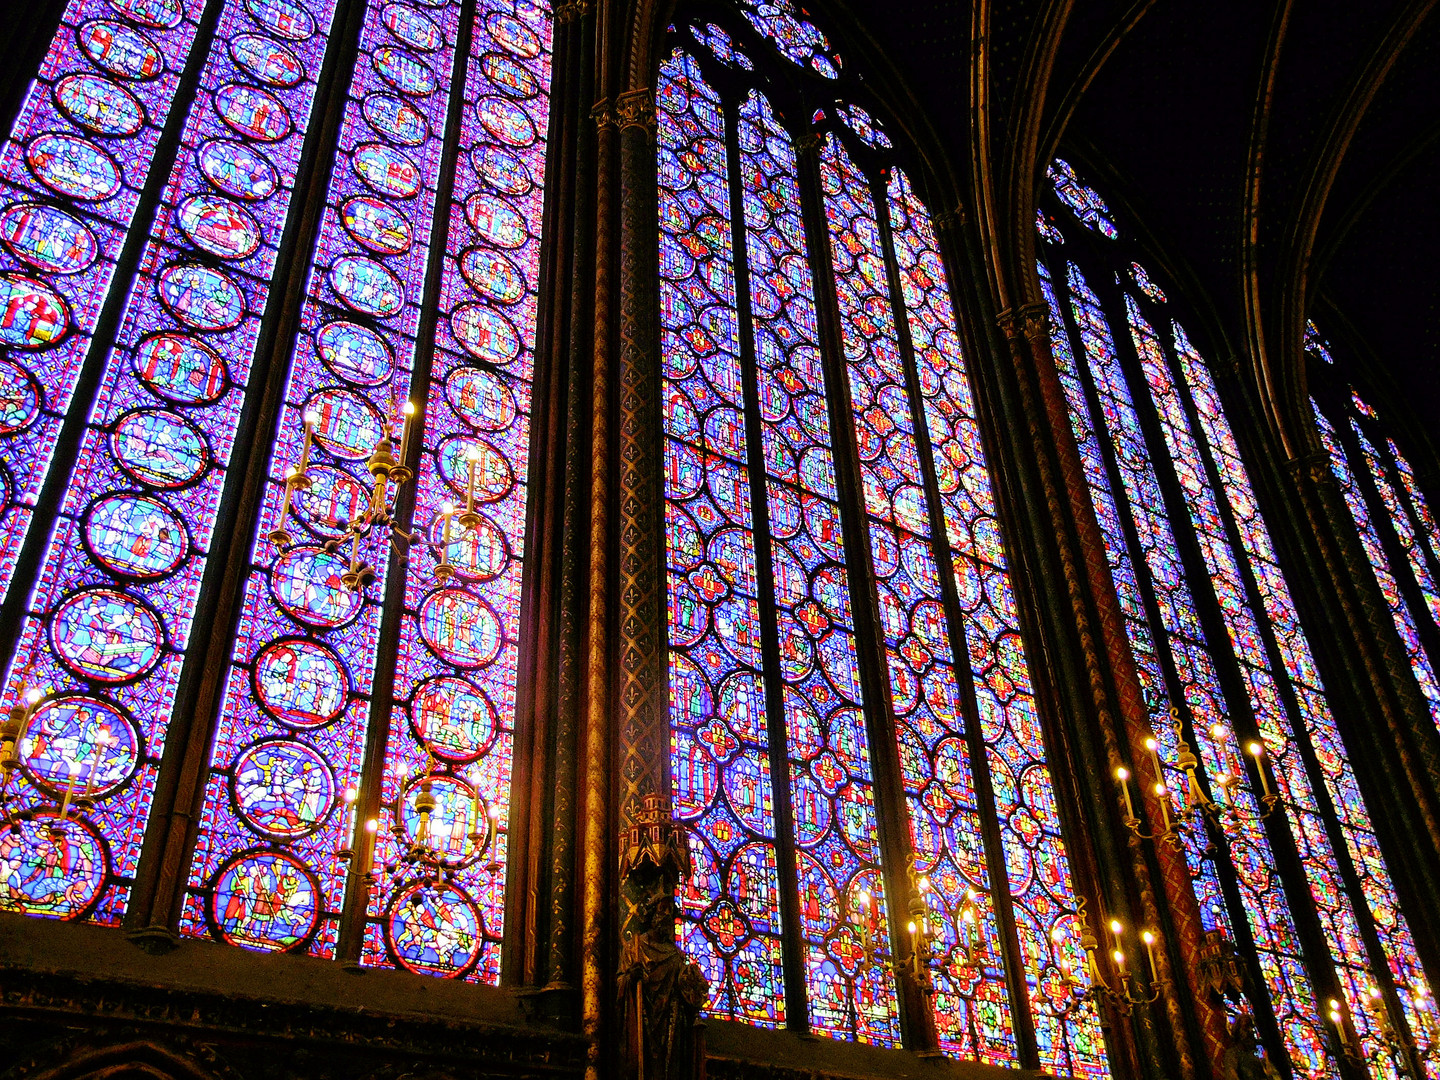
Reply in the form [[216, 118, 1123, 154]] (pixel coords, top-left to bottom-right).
[[1038, 158, 1437, 1078], [0, 0, 553, 982], [659, 11, 1104, 1072]]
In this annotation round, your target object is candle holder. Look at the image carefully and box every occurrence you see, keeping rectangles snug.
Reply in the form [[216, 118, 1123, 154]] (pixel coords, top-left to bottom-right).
[[1069, 901, 1169, 1017], [377, 759, 504, 890]]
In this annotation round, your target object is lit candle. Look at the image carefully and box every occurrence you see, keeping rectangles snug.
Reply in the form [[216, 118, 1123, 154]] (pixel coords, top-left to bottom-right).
[[1115, 766, 1135, 819], [1154, 780, 1173, 832], [1112, 948, 1126, 974], [81, 726, 108, 797], [856, 889, 872, 953], [1248, 741, 1273, 800], [397, 400, 415, 465], [299, 410, 320, 475], [465, 445, 482, 519], [343, 786, 358, 842], [1141, 929, 1158, 978], [57, 757, 83, 823], [1144, 735, 1164, 783], [270, 465, 299, 544]]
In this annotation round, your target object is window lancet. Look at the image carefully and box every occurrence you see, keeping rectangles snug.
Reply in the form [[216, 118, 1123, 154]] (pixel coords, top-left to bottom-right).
[[1039, 158, 1436, 1080], [660, 11, 1103, 1075]]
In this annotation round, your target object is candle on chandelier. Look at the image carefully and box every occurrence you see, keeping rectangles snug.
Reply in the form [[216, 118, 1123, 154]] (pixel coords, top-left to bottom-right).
[[855, 888, 873, 953], [1247, 741, 1273, 799], [1115, 765, 1136, 819], [397, 400, 415, 465], [1144, 735, 1164, 782], [1141, 929, 1158, 978], [465, 445, 482, 517]]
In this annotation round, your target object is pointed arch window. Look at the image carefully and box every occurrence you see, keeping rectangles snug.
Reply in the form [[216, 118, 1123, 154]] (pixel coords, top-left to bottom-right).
[[659, 9, 1104, 1075], [1307, 325, 1440, 730], [1037, 157, 1436, 1080], [0, 0, 553, 985]]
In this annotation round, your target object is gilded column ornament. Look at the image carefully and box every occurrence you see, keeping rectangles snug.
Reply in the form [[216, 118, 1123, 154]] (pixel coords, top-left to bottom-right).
[[554, 0, 592, 23], [617, 88, 656, 131]]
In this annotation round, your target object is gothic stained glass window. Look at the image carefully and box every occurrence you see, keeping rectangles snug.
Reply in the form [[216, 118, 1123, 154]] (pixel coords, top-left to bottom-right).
[[0, 0, 211, 607], [659, 11, 1104, 1074], [1308, 335, 1440, 734], [0, 0, 554, 982], [1, 0, 343, 925], [1038, 157, 1437, 1077]]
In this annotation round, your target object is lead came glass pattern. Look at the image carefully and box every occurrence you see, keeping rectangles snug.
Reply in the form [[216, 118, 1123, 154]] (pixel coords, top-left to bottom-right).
[[1165, 323, 1436, 1061], [1389, 439, 1440, 612], [0, 0, 210, 606], [659, 54, 790, 1025], [1035, 261, 1236, 959], [739, 89, 895, 1042], [888, 168, 1102, 1075], [1315, 406, 1440, 727], [1127, 298, 1412, 1074], [179, 0, 461, 956], [0, 0, 339, 925], [1061, 261, 1333, 1078], [360, 0, 553, 981], [1352, 416, 1440, 632]]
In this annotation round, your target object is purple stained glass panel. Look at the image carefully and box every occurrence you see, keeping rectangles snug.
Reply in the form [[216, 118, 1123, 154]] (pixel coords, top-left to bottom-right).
[[0, 0, 210, 608], [0, 0, 339, 926], [179, 0, 462, 957]]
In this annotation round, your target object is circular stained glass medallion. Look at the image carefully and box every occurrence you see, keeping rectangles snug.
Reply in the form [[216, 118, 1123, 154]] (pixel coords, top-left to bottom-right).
[[108, 0, 182, 28], [486, 11, 540, 57], [418, 588, 501, 667], [133, 333, 227, 403], [374, 46, 436, 96], [437, 436, 512, 502], [54, 74, 144, 137], [340, 195, 411, 255], [383, 4, 442, 50], [475, 97, 535, 147], [157, 263, 244, 330], [229, 34, 305, 86], [386, 882, 482, 976], [472, 145, 530, 195], [253, 638, 348, 728], [353, 143, 420, 198], [399, 775, 483, 865], [0, 359, 41, 433], [481, 53, 538, 98], [0, 274, 69, 350], [315, 320, 392, 385], [51, 587, 163, 683], [445, 366, 515, 430], [233, 738, 335, 838], [85, 492, 187, 577], [464, 192, 526, 248], [295, 465, 368, 535], [111, 408, 208, 488], [459, 249, 523, 304], [305, 386, 385, 459], [211, 850, 320, 951], [26, 133, 122, 201], [19, 695, 139, 796], [0, 203, 98, 274], [330, 255, 404, 317], [214, 84, 292, 142], [0, 812, 107, 918], [176, 194, 262, 260], [244, 0, 315, 40], [78, 20, 164, 79], [270, 546, 363, 627], [438, 510, 507, 581], [410, 676, 496, 762], [450, 304, 519, 365], [362, 93, 427, 145], [198, 139, 278, 201]]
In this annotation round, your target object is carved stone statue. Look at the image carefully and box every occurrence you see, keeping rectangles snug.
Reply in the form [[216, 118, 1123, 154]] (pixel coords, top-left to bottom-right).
[[618, 892, 709, 1080], [1222, 1013, 1281, 1080]]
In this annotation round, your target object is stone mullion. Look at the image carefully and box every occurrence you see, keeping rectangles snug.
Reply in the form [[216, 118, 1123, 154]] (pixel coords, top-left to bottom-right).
[[125, 0, 371, 940], [791, 131, 924, 1048], [869, 171, 1030, 1064], [1019, 250, 1224, 1080], [719, 97, 809, 1030]]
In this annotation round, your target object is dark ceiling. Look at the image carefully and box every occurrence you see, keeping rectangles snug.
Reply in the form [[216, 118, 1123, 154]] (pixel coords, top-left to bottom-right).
[[845, 0, 1440, 436]]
